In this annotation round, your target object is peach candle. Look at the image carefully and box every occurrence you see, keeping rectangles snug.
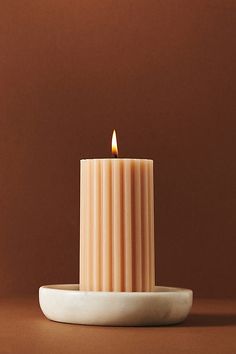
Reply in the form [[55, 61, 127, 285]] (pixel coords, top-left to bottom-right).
[[80, 131, 155, 292]]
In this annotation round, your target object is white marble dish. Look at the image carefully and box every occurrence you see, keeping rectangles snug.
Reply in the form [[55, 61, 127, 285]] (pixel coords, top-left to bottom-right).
[[39, 284, 193, 326]]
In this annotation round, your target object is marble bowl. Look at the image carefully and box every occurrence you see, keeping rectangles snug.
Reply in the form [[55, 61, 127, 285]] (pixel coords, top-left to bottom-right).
[[39, 284, 193, 326]]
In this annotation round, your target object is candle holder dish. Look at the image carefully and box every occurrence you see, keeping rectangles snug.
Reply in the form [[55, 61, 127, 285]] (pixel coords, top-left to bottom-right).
[[39, 284, 193, 326]]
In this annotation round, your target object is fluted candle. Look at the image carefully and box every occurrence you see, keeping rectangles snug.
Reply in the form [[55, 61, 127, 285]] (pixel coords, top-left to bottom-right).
[[80, 158, 155, 292]]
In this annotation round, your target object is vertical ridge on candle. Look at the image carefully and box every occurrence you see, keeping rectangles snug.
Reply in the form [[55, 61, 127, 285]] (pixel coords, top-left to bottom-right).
[[111, 161, 113, 291], [93, 160, 101, 291], [145, 160, 151, 291], [149, 161, 155, 289], [112, 160, 122, 291], [141, 160, 150, 291], [147, 160, 151, 290], [110, 160, 113, 291], [101, 161, 104, 290], [102, 159, 112, 291], [131, 160, 136, 291], [140, 161, 144, 291], [120, 161, 124, 291], [85, 161, 92, 290], [84, 162, 88, 290], [90, 161, 94, 291], [79, 160, 85, 290], [124, 160, 132, 291], [134, 160, 142, 291]]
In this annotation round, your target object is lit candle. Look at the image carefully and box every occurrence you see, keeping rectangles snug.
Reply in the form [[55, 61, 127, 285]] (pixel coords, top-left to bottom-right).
[[80, 131, 155, 291]]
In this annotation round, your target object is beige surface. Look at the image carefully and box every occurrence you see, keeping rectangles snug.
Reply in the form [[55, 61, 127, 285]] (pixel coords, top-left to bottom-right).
[[0, 297, 235, 354]]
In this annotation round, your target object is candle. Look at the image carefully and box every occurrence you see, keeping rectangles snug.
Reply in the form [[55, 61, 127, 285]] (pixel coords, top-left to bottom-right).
[[80, 131, 155, 291]]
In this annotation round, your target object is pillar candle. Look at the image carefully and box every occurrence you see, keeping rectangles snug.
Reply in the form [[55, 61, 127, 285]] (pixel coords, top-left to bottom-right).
[[80, 156, 155, 292]]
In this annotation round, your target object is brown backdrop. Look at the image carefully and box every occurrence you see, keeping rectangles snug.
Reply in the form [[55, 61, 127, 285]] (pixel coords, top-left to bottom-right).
[[1, 1, 235, 297]]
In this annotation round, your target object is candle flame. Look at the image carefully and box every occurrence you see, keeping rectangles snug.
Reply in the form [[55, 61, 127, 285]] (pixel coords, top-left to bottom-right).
[[112, 130, 118, 157]]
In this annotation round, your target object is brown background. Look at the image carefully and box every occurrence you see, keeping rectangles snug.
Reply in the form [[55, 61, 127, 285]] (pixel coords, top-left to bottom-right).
[[0, 0, 235, 297]]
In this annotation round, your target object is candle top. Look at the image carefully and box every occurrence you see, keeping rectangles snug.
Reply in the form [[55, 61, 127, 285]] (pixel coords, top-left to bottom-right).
[[80, 158, 153, 162]]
